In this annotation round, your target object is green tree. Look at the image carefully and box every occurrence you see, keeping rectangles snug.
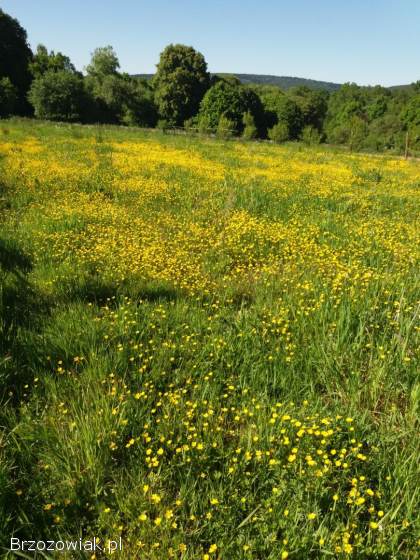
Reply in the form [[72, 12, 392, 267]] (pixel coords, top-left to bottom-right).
[[119, 77, 158, 127], [28, 70, 85, 122], [0, 8, 32, 114], [86, 46, 120, 78], [259, 88, 303, 138], [153, 44, 210, 126], [0, 77, 17, 117], [348, 116, 367, 151], [401, 94, 420, 128], [29, 44, 76, 78], [85, 47, 157, 126], [289, 86, 328, 130], [85, 47, 123, 123], [198, 80, 264, 135]]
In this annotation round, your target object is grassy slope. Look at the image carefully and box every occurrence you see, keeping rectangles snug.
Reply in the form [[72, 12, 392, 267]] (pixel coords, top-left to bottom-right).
[[0, 120, 419, 559]]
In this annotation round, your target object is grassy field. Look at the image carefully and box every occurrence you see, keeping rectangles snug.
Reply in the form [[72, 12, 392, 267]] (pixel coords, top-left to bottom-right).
[[0, 119, 419, 559]]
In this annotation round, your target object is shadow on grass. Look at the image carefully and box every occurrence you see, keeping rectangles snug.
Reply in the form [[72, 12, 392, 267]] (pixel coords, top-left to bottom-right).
[[59, 274, 180, 306], [0, 239, 49, 404]]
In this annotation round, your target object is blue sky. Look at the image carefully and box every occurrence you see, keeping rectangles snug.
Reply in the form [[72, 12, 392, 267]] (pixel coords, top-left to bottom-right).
[[2, 0, 419, 86]]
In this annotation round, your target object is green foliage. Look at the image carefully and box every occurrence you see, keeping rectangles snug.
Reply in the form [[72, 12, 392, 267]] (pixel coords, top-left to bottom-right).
[[197, 114, 212, 135], [199, 80, 264, 135], [84, 47, 157, 127], [183, 116, 198, 132], [0, 6, 418, 154], [401, 94, 420, 127], [119, 79, 157, 128], [156, 118, 170, 131], [216, 114, 235, 139], [0, 77, 17, 117], [301, 125, 321, 145], [289, 86, 328, 130], [0, 8, 32, 114], [268, 122, 289, 143], [153, 44, 210, 126], [348, 116, 368, 152], [29, 44, 76, 78], [259, 88, 303, 138], [28, 70, 86, 122], [86, 46, 120, 78], [242, 111, 258, 140]]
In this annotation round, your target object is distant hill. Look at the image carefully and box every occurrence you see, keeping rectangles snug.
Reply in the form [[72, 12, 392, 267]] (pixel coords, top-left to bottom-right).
[[134, 73, 341, 91], [218, 74, 341, 91], [133, 73, 412, 92]]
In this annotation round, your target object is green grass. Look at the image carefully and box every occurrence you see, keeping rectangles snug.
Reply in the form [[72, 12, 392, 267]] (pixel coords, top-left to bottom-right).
[[0, 119, 419, 559]]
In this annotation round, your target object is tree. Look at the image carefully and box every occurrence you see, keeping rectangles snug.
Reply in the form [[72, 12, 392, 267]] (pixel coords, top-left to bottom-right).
[[289, 86, 328, 130], [348, 116, 367, 151], [85, 46, 123, 123], [85, 47, 158, 126], [28, 70, 85, 122], [86, 46, 120, 78], [153, 44, 210, 126], [0, 8, 32, 114], [198, 80, 264, 134], [401, 94, 420, 128], [29, 44, 76, 78], [0, 77, 17, 117], [119, 77, 158, 127], [259, 88, 303, 138]]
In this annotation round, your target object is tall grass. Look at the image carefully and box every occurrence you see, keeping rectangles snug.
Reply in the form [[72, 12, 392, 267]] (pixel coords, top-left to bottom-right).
[[0, 119, 418, 558]]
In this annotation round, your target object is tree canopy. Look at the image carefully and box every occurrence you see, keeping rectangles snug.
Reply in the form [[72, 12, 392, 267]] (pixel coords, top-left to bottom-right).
[[153, 44, 210, 126], [0, 8, 32, 113]]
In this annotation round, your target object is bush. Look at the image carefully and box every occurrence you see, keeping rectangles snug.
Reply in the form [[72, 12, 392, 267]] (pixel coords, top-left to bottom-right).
[[216, 114, 235, 139], [0, 77, 17, 117], [156, 119, 170, 132], [268, 122, 289, 143], [197, 115, 213, 135], [183, 116, 198, 132], [28, 70, 85, 122], [242, 111, 258, 140], [301, 125, 321, 145]]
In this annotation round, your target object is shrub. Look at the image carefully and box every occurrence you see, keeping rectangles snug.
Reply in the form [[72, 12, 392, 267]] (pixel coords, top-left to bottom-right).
[[268, 122, 289, 143], [301, 125, 321, 145], [216, 114, 235, 139], [183, 116, 198, 132], [242, 111, 258, 140], [197, 114, 213, 135], [156, 119, 170, 132]]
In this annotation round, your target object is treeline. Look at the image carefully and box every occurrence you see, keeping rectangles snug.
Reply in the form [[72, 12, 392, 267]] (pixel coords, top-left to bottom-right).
[[1, 8, 419, 152]]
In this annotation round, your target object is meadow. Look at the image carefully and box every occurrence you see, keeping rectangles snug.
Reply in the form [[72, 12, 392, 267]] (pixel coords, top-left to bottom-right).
[[0, 119, 419, 559]]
